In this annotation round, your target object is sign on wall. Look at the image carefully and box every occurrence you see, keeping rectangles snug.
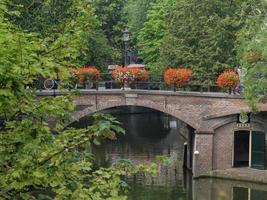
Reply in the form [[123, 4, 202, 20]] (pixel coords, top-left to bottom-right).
[[236, 113, 251, 128]]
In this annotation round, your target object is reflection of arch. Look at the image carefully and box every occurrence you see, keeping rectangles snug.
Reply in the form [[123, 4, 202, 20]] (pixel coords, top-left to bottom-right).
[[70, 104, 197, 130]]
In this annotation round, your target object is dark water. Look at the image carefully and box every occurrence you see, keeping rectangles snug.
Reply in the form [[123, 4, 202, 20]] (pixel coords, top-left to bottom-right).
[[72, 108, 267, 200], [93, 111, 190, 200]]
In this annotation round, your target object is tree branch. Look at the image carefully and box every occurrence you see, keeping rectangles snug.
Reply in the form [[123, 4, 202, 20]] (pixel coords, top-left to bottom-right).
[[38, 134, 92, 166]]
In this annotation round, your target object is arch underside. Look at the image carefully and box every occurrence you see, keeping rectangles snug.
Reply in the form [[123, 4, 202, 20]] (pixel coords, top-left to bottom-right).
[[69, 103, 199, 130], [70, 106, 264, 133]]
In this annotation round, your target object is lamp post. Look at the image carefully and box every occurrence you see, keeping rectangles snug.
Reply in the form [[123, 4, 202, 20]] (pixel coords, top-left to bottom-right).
[[122, 28, 130, 67]]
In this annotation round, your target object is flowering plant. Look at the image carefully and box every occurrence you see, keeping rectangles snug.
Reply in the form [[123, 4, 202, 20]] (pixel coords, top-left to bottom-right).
[[77, 66, 101, 83], [216, 70, 239, 90], [112, 67, 135, 87], [164, 68, 192, 88], [131, 68, 149, 81]]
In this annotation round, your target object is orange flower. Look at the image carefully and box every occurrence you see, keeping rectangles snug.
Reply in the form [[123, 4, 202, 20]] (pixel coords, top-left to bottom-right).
[[216, 70, 239, 89], [164, 68, 192, 87], [77, 66, 101, 82], [130, 67, 149, 81]]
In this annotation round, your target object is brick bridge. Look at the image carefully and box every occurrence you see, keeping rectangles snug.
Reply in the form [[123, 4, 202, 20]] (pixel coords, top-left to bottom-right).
[[38, 90, 267, 177]]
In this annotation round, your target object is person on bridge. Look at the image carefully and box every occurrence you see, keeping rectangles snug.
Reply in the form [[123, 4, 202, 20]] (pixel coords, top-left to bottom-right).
[[234, 65, 243, 94], [237, 65, 244, 94]]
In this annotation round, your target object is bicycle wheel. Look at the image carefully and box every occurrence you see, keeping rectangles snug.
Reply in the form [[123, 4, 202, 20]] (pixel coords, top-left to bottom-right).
[[44, 78, 55, 90]]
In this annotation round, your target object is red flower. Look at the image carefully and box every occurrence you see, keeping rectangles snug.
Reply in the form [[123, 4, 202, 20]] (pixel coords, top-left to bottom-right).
[[164, 68, 192, 87], [130, 67, 149, 81], [76, 66, 101, 83], [216, 70, 239, 89]]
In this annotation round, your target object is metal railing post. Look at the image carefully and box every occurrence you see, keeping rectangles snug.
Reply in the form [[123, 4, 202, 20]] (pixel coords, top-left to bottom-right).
[[200, 85, 203, 94], [207, 75, 211, 92]]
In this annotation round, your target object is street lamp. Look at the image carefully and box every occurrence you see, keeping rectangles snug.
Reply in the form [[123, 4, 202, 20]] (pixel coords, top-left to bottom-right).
[[122, 28, 130, 67]]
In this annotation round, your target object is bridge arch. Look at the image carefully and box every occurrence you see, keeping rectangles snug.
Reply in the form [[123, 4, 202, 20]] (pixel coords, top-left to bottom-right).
[[38, 90, 267, 177], [69, 103, 198, 130], [68, 91, 266, 131]]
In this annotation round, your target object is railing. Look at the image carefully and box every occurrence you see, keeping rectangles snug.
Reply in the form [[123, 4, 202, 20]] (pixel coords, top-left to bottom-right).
[[32, 73, 225, 94]]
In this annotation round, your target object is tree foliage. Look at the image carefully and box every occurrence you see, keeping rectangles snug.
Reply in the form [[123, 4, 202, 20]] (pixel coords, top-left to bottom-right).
[[136, 0, 266, 83], [137, 0, 174, 68], [0, 1, 157, 199], [8, 0, 97, 73], [79, 30, 114, 71], [125, 0, 156, 43], [236, 5, 267, 108], [161, 0, 256, 81], [10, 0, 125, 70], [91, 0, 127, 63]]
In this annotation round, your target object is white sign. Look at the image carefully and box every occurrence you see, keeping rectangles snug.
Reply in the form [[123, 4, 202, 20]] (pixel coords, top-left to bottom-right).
[[236, 123, 250, 128]]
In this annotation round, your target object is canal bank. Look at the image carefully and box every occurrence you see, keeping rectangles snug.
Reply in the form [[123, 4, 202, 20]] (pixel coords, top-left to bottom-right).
[[197, 168, 267, 184]]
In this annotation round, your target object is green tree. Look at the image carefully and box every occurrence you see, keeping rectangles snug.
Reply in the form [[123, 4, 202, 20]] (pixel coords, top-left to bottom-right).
[[160, 0, 267, 83], [137, 0, 174, 68], [135, 0, 175, 81], [9, 0, 98, 74], [0, 1, 156, 199], [92, 0, 127, 64], [125, 0, 156, 43], [79, 30, 114, 72], [10, 0, 120, 71], [237, 14, 267, 109]]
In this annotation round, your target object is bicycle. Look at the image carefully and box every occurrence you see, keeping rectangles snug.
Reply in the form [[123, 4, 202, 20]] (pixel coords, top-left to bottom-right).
[[43, 78, 78, 90], [43, 78, 60, 90]]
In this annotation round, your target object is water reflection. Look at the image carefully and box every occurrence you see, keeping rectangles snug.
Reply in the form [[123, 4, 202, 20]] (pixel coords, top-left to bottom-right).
[[71, 107, 267, 200], [194, 178, 267, 200], [92, 110, 187, 189]]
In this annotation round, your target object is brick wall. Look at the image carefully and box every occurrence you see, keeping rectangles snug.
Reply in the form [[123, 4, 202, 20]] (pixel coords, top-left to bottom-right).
[[212, 119, 267, 171], [193, 134, 213, 176], [69, 91, 257, 132], [213, 123, 234, 170]]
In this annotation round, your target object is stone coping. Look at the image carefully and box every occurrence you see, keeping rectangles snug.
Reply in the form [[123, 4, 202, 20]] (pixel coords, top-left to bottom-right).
[[197, 168, 267, 184], [36, 89, 244, 99]]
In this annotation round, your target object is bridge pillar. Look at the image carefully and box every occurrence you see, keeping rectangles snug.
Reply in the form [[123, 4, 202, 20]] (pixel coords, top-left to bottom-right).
[[193, 131, 214, 177]]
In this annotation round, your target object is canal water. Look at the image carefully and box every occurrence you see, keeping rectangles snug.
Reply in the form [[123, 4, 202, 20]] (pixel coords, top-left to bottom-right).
[[72, 107, 267, 200]]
